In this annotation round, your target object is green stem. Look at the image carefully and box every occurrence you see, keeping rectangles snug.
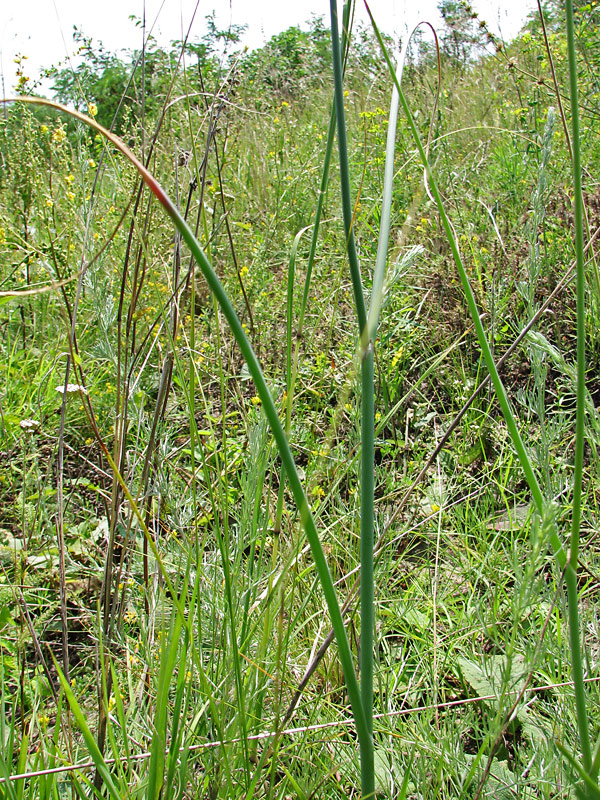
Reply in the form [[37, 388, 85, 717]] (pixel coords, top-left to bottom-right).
[[360, 342, 375, 744], [565, 0, 591, 772], [330, 2, 374, 795], [330, 0, 367, 335]]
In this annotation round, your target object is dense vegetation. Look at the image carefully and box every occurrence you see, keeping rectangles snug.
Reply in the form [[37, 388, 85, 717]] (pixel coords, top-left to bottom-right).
[[1, 0, 600, 796]]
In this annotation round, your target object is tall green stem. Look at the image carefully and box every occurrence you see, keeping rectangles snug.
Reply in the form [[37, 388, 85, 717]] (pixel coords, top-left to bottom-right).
[[565, 0, 591, 771], [330, 1, 374, 795], [330, 0, 367, 335], [360, 342, 375, 747]]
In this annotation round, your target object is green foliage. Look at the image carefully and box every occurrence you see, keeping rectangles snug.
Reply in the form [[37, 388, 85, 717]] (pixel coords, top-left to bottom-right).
[[0, 4, 600, 797]]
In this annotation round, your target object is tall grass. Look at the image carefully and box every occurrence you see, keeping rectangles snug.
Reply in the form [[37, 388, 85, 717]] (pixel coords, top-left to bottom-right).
[[0, 0, 598, 797]]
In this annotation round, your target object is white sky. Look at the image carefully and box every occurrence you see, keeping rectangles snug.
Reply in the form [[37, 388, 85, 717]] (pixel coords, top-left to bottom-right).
[[1, 0, 536, 95]]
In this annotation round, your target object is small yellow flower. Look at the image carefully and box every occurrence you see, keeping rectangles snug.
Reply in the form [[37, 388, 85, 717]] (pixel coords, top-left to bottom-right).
[[40, 124, 48, 134], [251, 395, 261, 406], [0, 228, 5, 244], [45, 197, 54, 208], [281, 100, 289, 107], [65, 174, 75, 184], [343, 89, 349, 97], [67, 191, 75, 201], [87, 102, 98, 117], [52, 127, 66, 144], [88, 159, 96, 168], [239, 265, 249, 277]]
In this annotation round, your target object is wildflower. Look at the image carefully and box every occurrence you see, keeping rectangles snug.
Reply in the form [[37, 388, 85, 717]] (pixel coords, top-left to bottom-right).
[[55, 383, 88, 395], [20, 418, 39, 432], [312, 485, 325, 498], [251, 395, 261, 406], [87, 102, 98, 117], [343, 89, 349, 98], [67, 191, 75, 201], [239, 265, 249, 277], [123, 609, 138, 624], [0, 228, 5, 244], [40, 124, 48, 135], [45, 198, 54, 208], [65, 174, 75, 184], [281, 100, 289, 107], [273, 116, 279, 124], [88, 159, 96, 168], [52, 127, 66, 144]]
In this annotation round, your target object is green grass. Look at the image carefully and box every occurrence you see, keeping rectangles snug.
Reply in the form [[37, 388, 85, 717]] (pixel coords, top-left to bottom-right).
[[1, 1, 600, 797]]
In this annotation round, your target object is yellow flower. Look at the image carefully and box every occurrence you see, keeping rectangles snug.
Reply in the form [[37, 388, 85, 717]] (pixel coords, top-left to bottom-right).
[[251, 395, 261, 406], [239, 265, 249, 277], [45, 197, 54, 208], [87, 102, 98, 117], [343, 89, 349, 98], [0, 228, 5, 244], [88, 159, 96, 168], [52, 127, 66, 144], [40, 124, 48, 135], [65, 174, 75, 184]]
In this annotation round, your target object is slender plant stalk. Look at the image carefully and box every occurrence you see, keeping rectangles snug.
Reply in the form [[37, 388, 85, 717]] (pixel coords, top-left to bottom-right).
[[329, 1, 374, 794], [329, 0, 367, 334], [360, 342, 374, 750], [564, 0, 592, 774]]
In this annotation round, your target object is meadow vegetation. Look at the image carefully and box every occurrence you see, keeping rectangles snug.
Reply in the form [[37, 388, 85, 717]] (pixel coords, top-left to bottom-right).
[[1, 0, 600, 796]]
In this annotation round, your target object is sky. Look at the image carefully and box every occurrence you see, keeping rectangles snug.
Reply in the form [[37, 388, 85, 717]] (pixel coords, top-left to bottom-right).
[[1, 0, 537, 95]]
